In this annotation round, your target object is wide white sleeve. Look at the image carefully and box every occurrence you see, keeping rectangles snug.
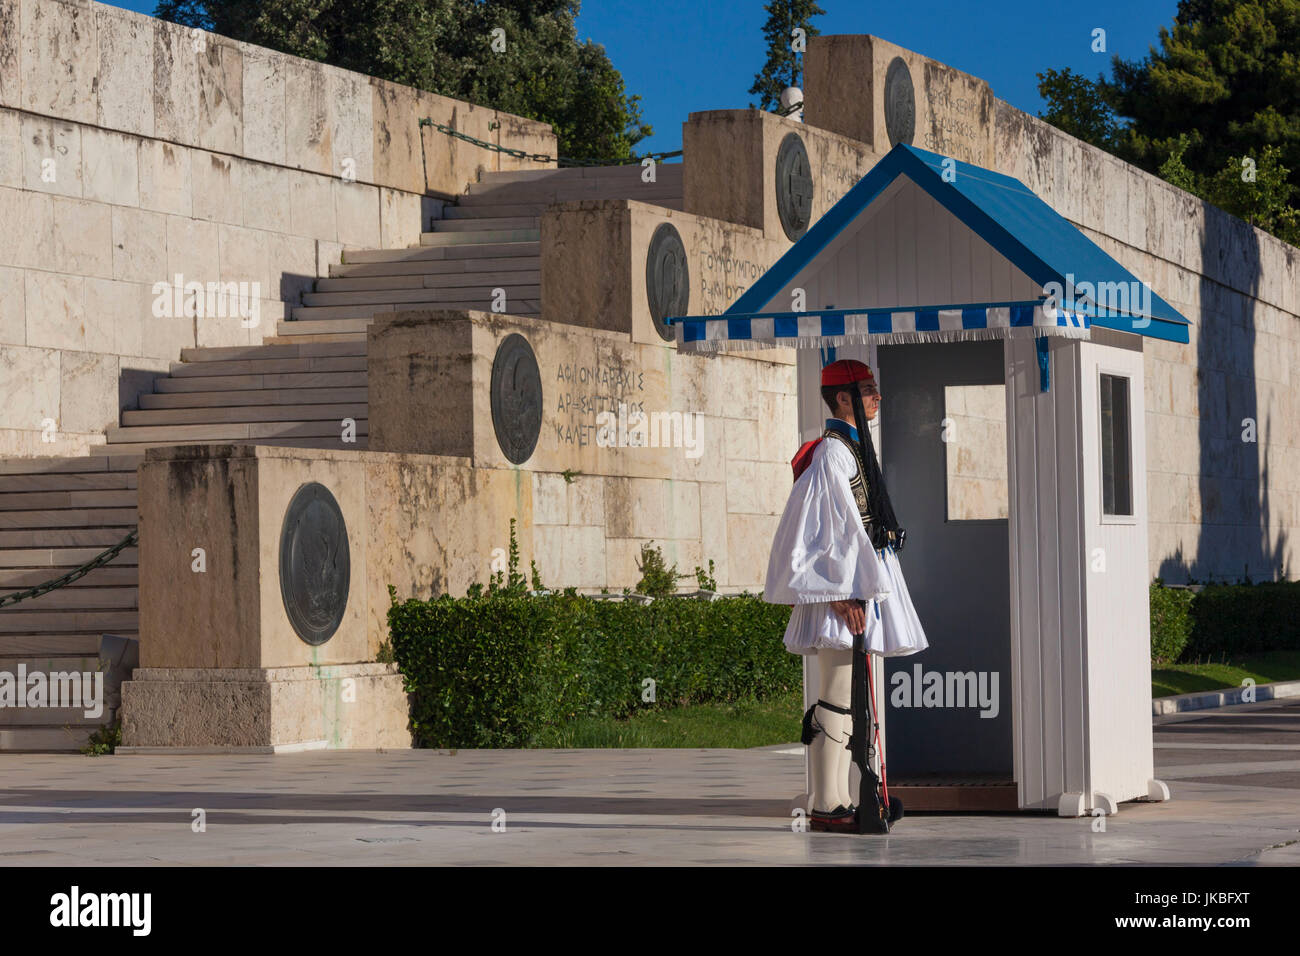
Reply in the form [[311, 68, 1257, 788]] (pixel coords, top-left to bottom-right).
[[762, 441, 892, 606]]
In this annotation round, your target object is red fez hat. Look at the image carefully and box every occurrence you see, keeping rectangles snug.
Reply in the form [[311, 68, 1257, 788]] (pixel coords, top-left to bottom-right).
[[820, 359, 876, 387]]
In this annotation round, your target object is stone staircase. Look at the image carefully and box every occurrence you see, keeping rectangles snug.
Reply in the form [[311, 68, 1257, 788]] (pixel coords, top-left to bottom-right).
[[0, 162, 684, 750]]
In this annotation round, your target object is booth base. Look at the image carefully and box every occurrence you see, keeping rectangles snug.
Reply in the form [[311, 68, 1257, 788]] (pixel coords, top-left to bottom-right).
[[888, 775, 1019, 811]]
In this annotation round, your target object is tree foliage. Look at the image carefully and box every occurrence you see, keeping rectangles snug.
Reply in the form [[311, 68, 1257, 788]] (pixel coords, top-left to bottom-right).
[[1035, 0, 1300, 246], [154, 0, 651, 162], [749, 0, 826, 111]]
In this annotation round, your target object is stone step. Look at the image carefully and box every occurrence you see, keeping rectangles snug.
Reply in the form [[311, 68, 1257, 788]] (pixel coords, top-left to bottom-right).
[[0, 608, 138, 632], [316, 270, 540, 292], [154, 370, 367, 393], [139, 387, 368, 410], [0, 508, 138, 530], [105, 419, 368, 445], [0, 655, 106, 671], [428, 216, 540, 232], [0, 471, 137, 493], [0, 586, 137, 609], [291, 299, 541, 321], [167, 355, 367, 378], [0, 456, 138, 476], [0, 548, 139, 569], [301, 284, 540, 307], [417, 228, 541, 246], [329, 255, 540, 279], [100, 436, 370, 456], [0, 634, 114, 656], [0, 566, 136, 587], [0, 489, 138, 510], [0, 707, 114, 728], [463, 182, 683, 203], [341, 241, 540, 264], [0, 727, 106, 751], [261, 332, 369, 346], [273, 320, 376, 336], [121, 403, 366, 427], [441, 202, 549, 219], [177, 341, 365, 363]]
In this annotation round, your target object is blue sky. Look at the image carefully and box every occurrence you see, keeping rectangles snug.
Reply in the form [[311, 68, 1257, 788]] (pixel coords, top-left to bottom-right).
[[105, 0, 1180, 157]]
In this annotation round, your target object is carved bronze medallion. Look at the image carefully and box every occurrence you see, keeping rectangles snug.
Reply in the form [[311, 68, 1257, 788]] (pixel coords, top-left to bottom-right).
[[279, 482, 350, 646], [884, 57, 916, 147], [490, 333, 543, 464], [775, 133, 813, 240], [645, 223, 689, 342]]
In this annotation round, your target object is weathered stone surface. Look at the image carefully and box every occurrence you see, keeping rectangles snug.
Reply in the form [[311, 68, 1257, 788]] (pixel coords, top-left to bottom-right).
[[0, 264, 23, 345], [0, 343, 58, 429], [379, 186, 422, 249], [416, 88, 497, 196], [191, 149, 242, 225], [371, 78, 423, 194], [197, 38, 242, 154], [326, 63, 372, 184], [0, 108, 18, 187], [288, 168, 336, 239], [0, 0, 18, 110], [59, 348, 118, 432], [137, 139, 192, 216], [111, 204, 167, 284], [52, 195, 113, 280], [334, 178, 380, 248], [241, 47, 286, 165], [152, 18, 200, 147], [164, 213, 220, 284], [21, 0, 98, 124], [237, 157, 289, 232], [81, 126, 140, 206], [0, 186, 54, 271], [95, 6, 153, 137], [23, 269, 84, 351], [284, 57, 332, 175], [20, 114, 81, 198]]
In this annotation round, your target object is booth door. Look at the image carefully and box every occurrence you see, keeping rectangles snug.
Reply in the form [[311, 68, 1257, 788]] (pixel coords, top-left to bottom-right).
[[877, 340, 1014, 779]]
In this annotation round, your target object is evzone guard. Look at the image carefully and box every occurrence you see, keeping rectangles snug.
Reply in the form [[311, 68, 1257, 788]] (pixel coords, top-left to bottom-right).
[[764, 359, 928, 833]]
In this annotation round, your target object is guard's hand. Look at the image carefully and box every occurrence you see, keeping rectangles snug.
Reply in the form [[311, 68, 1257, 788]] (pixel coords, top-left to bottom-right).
[[830, 600, 866, 634]]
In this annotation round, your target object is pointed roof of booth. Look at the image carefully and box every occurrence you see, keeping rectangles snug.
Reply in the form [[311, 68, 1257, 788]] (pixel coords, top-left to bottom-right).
[[712, 143, 1190, 344]]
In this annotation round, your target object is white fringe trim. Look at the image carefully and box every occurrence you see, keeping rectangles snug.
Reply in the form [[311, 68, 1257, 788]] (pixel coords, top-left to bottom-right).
[[677, 324, 1091, 352]]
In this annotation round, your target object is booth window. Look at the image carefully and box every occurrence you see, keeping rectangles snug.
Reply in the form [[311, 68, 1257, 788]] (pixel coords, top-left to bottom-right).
[[943, 384, 1009, 521], [1099, 373, 1133, 516]]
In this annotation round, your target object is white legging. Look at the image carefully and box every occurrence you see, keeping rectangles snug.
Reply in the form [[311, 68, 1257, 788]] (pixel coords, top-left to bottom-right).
[[810, 647, 854, 813]]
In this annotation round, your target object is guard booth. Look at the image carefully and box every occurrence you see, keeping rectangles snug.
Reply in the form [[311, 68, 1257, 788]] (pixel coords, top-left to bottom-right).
[[668, 143, 1188, 816]]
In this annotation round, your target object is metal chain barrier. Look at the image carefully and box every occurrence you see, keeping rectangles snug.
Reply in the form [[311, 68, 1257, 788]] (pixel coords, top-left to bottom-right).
[[0, 528, 138, 609], [418, 117, 683, 168]]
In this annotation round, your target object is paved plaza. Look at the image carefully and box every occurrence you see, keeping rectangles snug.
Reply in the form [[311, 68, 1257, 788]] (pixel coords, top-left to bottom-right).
[[0, 698, 1296, 866]]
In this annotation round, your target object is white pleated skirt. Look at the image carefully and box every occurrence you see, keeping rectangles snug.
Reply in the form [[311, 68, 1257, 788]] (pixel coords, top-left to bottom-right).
[[782, 546, 928, 658]]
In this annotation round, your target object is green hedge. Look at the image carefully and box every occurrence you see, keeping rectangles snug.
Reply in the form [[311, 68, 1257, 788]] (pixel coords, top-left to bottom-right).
[[1186, 581, 1300, 658], [1150, 581, 1194, 665], [1150, 579, 1300, 664], [387, 590, 797, 748]]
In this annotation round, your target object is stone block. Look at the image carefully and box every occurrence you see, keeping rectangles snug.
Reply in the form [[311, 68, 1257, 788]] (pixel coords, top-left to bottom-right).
[[138, 139, 192, 216], [532, 471, 568, 525], [379, 187, 422, 249], [0, 264, 22, 345], [52, 196, 113, 281], [492, 110, 555, 175], [141, 309, 196, 360], [165, 213, 220, 285], [60, 349, 119, 433], [326, 64, 372, 184], [371, 79, 423, 194], [196, 312, 255, 349], [723, 417, 760, 461], [604, 476, 668, 539], [0, 108, 17, 188], [0, 0, 17, 110], [415, 88, 497, 195], [20, 114, 81, 197], [217, 222, 272, 292], [315, 239, 343, 277], [87, 276, 146, 357], [0, 186, 54, 270], [24, 269, 84, 351], [533, 525, 605, 590], [95, 6, 154, 137], [0, 342, 62, 435], [568, 472, 603, 525], [81, 126, 140, 207], [152, 18, 200, 147], [238, 158, 289, 232], [288, 169, 336, 239], [191, 150, 242, 225], [334, 179, 380, 248], [668, 479, 700, 540], [122, 663, 412, 750], [197, 39, 242, 154], [111, 205, 167, 284], [284, 57, 331, 175], [241, 47, 286, 165], [21, 0, 98, 124], [725, 513, 776, 590], [267, 231, 316, 304]]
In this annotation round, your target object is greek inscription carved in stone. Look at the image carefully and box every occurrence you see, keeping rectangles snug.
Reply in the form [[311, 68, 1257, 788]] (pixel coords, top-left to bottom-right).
[[775, 133, 813, 240], [645, 223, 689, 342], [884, 57, 916, 147], [279, 482, 350, 647], [490, 333, 543, 464], [552, 359, 646, 446]]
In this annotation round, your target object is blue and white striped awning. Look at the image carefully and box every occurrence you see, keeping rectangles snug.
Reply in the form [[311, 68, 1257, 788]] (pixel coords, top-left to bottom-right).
[[668, 300, 1092, 352]]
